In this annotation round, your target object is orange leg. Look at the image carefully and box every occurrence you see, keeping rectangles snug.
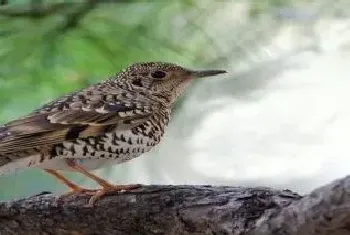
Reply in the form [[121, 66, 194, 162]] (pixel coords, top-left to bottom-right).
[[65, 159, 141, 206], [44, 169, 96, 195]]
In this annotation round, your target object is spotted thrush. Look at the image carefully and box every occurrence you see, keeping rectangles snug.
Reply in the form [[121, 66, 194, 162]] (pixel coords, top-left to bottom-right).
[[0, 62, 226, 205]]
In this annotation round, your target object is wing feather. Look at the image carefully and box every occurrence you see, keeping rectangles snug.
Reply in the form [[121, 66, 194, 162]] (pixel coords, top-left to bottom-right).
[[0, 87, 156, 155]]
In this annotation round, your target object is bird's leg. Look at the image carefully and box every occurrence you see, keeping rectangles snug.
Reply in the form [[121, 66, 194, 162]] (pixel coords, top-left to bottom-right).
[[65, 159, 140, 205], [65, 159, 117, 188], [44, 169, 96, 195]]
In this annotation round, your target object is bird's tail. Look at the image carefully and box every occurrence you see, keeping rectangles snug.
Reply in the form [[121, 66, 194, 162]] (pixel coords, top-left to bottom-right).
[[0, 155, 32, 176], [0, 156, 11, 167]]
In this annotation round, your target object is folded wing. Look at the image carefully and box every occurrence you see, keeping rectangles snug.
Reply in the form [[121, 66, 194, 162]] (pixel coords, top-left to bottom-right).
[[0, 87, 155, 155]]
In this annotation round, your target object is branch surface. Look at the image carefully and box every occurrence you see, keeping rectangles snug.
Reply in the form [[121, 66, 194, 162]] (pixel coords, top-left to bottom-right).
[[0, 185, 300, 235], [0, 177, 350, 235]]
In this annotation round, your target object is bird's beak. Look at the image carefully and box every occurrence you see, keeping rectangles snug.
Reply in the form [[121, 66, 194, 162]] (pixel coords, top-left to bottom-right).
[[190, 69, 227, 78]]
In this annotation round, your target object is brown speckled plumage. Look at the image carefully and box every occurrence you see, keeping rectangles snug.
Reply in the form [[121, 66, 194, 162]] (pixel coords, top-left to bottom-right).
[[0, 61, 226, 205]]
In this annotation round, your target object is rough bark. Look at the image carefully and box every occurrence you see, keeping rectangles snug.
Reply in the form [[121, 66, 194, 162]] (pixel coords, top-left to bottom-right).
[[0, 176, 350, 235]]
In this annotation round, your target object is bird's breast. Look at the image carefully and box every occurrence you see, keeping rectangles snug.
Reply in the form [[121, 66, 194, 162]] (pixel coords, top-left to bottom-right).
[[37, 118, 166, 171], [37, 129, 162, 171], [62, 127, 161, 158]]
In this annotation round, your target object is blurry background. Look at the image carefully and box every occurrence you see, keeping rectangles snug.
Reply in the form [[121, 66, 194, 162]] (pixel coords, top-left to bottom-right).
[[1, 0, 350, 200]]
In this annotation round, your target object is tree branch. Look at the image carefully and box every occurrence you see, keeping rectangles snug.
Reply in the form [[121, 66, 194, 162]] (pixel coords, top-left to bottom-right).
[[1, 176, 350, 234], [57, 0, 98, 33], [0, 2, 71, 18], [0, 185, 299, 235], [0, 0, 141, 18], [0, 0, 7, 6], [251, 175, 350, 235]]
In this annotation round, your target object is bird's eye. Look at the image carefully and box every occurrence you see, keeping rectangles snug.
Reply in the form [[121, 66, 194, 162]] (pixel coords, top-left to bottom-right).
[[151, 70, 166, 79]]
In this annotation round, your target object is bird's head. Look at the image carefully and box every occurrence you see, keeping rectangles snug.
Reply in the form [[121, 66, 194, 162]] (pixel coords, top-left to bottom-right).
[[117, 62, 226, 105]]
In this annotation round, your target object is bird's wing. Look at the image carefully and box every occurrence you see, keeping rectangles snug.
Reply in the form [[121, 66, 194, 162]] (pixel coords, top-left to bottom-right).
[[0, 88, 155, 155]]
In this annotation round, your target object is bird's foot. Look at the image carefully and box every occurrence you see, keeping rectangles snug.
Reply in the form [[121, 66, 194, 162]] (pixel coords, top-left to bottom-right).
[[61, 186, 98, 198], [88, 184, 141, 206]]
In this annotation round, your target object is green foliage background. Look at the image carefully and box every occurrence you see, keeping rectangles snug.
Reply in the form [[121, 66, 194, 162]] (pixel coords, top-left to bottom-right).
[[0, 0, 312, 200]]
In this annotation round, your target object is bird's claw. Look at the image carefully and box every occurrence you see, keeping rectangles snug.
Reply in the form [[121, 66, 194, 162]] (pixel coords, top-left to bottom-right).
[[88, 184, 141, 206], [61, 187, 98, 198]]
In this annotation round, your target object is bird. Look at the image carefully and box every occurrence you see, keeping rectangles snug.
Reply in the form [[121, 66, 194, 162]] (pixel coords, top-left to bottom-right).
[[0, 62, 226, 205]]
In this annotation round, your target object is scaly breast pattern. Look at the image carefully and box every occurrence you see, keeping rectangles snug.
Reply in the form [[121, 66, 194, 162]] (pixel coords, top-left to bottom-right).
[[47, 112, 170, 170]]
